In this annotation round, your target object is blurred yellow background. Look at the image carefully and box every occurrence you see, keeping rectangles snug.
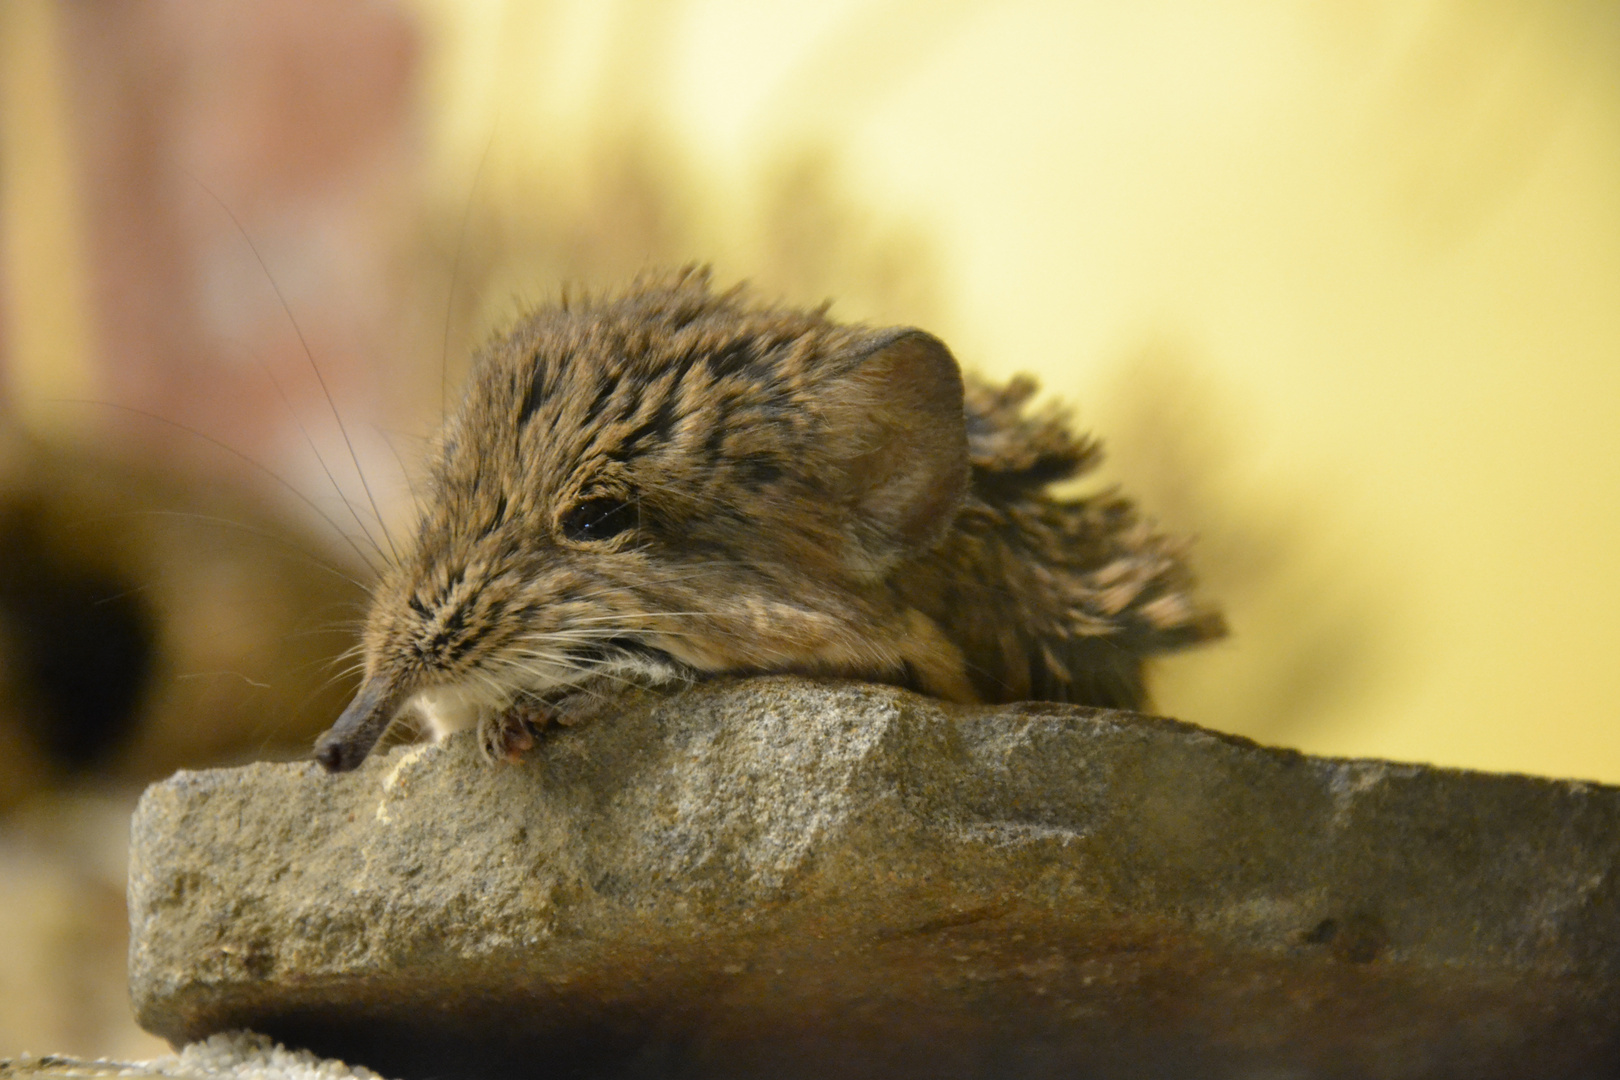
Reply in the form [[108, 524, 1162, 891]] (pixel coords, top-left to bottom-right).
[[1, 0, 1618, 1060]]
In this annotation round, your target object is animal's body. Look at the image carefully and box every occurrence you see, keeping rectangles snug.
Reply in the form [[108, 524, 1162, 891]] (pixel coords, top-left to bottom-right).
[[315, 268, 1222, 771]]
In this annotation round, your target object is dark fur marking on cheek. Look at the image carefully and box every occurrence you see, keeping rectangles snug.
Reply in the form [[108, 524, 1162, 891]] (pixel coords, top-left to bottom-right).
[[421, 606, 486, 667], [423, 630, 452, 659], [408, 595, 429, 618]]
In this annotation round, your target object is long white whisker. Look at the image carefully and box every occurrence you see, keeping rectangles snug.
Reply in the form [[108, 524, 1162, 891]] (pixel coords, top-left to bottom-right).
[[188, 174, 401, 565], [69, 400, 385, 576], [120, 509, 372, 591]]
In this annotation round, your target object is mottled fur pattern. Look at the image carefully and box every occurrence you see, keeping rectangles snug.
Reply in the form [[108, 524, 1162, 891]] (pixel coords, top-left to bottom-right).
[[314, 268, 1223, 770]]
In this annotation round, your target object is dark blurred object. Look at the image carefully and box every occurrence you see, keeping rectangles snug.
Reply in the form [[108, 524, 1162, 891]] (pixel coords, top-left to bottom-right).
[[0, 425, 366, 812], [0, 491, 156, 773]]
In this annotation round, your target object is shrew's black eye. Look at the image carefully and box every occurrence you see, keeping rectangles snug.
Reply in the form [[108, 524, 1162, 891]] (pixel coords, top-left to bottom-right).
[[561, 496, 636, 542]]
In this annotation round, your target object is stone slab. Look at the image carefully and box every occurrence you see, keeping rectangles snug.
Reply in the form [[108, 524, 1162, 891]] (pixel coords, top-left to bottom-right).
[[0, 1032, 389, 1079], [128, 678, 1620, 1079]]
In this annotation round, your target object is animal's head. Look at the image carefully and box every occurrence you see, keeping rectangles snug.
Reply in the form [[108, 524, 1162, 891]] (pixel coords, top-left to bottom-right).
[[315, 269, 966, 770]]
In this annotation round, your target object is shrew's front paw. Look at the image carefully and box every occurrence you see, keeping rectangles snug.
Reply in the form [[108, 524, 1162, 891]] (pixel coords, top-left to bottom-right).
[[475, 686, 627, 764], [477, 699, 552, 764]]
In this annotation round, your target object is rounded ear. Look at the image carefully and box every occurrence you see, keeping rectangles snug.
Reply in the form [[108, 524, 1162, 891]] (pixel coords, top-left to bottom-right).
[[824, 329, 968, 575]]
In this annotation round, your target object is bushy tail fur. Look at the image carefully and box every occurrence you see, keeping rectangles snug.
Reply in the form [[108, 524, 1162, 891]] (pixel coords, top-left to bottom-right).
[[900, 375, 1225, 710]]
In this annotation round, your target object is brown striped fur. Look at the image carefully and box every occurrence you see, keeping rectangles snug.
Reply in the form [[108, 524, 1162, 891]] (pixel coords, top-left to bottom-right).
[[314, 268, 1223, 770]]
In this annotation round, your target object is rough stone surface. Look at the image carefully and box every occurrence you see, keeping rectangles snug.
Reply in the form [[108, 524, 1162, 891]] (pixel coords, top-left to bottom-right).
[[0, 1031, 391, 1079], [129, 678, 1620, 1079]]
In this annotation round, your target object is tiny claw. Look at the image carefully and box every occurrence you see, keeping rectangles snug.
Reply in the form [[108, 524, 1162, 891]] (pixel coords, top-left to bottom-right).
[[502, 725, 536, 762], [479, 699, 552, 764]]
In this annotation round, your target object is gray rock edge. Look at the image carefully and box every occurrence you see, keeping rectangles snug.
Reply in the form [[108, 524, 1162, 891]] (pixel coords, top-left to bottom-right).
[[127, 677, 1620, 1078]]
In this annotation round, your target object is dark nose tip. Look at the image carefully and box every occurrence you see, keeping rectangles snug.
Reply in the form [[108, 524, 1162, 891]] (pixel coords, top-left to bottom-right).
[[313, 730, 362, 773], [312, 674, 401, 773]]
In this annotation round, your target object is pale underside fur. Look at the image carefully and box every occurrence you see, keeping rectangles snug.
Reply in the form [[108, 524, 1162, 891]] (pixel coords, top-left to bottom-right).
[[314, 268, 1223, 771]]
